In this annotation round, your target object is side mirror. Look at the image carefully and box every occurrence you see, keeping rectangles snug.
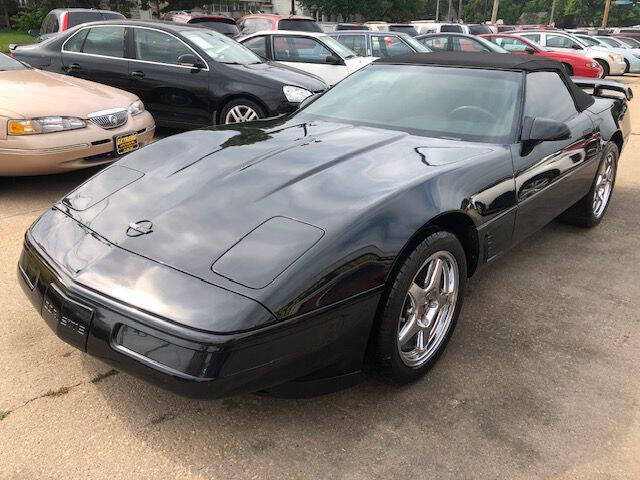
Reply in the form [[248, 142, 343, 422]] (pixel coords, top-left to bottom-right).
[[177, 53, 205, 69], [525, 46, 536, 54], [325, 54, 343, 65], [571, 43, 583, 50], [522, 116, 571, 143], [27, 29, 40, 37]]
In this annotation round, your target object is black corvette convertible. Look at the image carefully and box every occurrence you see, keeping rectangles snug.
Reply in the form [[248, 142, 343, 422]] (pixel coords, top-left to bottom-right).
[[19, 53, 631, 397]]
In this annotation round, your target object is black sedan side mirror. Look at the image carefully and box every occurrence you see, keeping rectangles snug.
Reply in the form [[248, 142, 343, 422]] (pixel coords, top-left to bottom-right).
[[525, 46, 536, 54], [325, 54, 343, 65], [177, 53, 206, 69], [27, 29, 40, 37]]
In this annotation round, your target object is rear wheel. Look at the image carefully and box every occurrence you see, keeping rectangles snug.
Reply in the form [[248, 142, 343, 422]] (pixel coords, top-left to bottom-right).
[[559, 142, 618, 228], [595, 59, 609, 78], [372, 231, 467, 383], [562, 63, 573, 76], [220, 98, 265, 125]]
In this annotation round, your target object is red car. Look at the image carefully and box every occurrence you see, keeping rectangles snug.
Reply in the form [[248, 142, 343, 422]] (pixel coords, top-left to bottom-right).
[[237, 14, 322, 35], [481, 34, 602, 78]]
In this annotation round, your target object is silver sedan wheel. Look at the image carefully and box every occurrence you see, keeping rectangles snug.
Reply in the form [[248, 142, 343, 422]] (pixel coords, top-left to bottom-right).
[[593, 151, 615, 218], [397, 251, 459, 368], [225, 105, 259, 124]]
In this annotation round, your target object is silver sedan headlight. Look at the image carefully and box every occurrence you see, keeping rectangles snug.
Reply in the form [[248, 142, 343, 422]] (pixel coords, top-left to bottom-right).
[[8, 117, 86, 135], [283, 85, 313, 103], [128, 100, 145, 116]]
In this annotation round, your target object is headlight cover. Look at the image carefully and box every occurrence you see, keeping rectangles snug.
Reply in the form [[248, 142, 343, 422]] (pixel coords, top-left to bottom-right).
[[8, 117, 86, 135], [128, 100, 145, 116], [283, 85, 313, 104]]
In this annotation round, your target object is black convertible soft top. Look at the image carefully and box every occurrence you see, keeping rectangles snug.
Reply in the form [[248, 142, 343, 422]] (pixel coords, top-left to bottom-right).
[[375, 52, 595, 111]]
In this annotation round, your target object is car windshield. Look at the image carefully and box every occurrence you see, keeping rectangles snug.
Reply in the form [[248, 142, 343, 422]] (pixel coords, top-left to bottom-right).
[[403, 34, 431, 52], [299, 65, 521, 144], [468, 25, 492, 35], [321, 35, 358, 58], [598, 37, 625, 48], [0, 53, 26, 71], [68, 11, 123, 28], [182, 30, 261, 64], [279, 19, 322, 32], [578, 36, 601, 47]]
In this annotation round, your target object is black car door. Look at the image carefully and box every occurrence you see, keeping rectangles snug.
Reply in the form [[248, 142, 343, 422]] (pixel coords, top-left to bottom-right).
[[512, 71, 600, 243], [128, 27, 211, 128], [60, 25, 130, 92]]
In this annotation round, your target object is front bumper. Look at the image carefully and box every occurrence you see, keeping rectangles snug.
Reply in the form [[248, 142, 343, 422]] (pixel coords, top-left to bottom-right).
[[18, 209, 370, 397], [0, 112, 155, 176]]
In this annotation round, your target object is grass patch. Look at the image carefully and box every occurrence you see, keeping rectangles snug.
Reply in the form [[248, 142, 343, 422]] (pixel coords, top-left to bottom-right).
[[90, 369, 119, 384], [44, 386, 70, 398], [0, 30, 34, 53], [0, 410, 10, 421]]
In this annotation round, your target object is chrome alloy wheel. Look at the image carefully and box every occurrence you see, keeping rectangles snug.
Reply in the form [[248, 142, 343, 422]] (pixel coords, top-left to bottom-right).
[[593, 151, 616, 218], [225, 105, 259, 124], [397, 251, 459, 368]]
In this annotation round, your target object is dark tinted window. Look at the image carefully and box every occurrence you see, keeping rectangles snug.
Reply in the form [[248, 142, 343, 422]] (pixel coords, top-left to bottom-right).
[[389, 25, 418, 36], [68, 11, 124, 28], [188, 18, 239, 36], [42, 13, 59, 34], [133, 29, 192, 65], [441, 24, 463, 33], [468, 25, 492, 35], [525, 71, 577, 121], [63, 28, 89, 52], [0, 53, 26, 70], [240, 18, 273, 34], [335, 34, 367, 56], [278, 19, 322, 32], [81, 26, 125, 57], [336, 24, 368, 31], [242, 35, 268, 58]]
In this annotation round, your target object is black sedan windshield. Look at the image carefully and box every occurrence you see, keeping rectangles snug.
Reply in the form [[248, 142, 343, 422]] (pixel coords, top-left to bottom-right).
[[0, 53, 26, 71], [183, 30, 261, 64], [300, 65, 522, 143]]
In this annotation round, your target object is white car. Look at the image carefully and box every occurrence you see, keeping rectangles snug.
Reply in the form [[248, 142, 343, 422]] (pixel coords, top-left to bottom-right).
[[578, 34, 640, 74], [239, 30, 375, 86], [518, 31, 626, 77]]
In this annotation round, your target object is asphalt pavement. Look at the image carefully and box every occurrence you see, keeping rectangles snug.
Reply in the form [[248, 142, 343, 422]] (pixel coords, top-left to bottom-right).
[[1, 79, 639, 480]]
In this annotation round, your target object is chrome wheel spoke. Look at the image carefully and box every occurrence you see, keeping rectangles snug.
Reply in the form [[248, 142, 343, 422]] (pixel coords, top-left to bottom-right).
[[592, 152, 616, 218], [398, 311, 420, 346]]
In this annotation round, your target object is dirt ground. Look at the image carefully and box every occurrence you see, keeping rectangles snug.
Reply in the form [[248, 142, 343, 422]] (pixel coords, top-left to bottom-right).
[[1, 77, 639, 480]]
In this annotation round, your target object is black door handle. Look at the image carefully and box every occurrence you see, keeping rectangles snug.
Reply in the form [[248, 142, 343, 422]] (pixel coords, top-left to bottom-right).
[[64, 63, 80, 72], [130, 70, 145, 78]]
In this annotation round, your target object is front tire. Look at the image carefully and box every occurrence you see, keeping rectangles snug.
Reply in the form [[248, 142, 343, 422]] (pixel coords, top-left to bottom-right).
[[560, 142, 618, 228], [373, 231, 467, 383], [220, 98, 265, 125], [596, 59, 609, 78]]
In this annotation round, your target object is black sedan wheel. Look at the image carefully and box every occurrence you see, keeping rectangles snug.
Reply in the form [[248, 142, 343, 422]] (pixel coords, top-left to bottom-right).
[[221, 98, 265, 124], [560, 142, 618, 228], [373, 231, 467, 383]]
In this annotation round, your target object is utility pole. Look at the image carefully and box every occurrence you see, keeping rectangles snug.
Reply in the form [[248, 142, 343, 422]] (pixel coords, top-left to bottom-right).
[[490, 0, 499, 24], [447, 0, 453, 21], [549, 0, 556, 25], [291, 0, 296, 15], [602, 0, 612, 28], [436, 0, 440, 21], [458, 0, 463, 21]]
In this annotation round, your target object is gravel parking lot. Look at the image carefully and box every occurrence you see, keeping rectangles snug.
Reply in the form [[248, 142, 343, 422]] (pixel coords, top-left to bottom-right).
[[1, 78, 639, 480]]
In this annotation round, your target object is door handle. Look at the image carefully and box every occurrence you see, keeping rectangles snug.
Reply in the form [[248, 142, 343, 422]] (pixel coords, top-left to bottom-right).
[[64, 63, 80, 72], [130, 70, 145, 79]]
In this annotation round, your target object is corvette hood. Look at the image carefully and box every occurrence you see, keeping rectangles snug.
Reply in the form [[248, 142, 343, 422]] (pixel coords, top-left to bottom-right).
[[57, 117, 493, 288]]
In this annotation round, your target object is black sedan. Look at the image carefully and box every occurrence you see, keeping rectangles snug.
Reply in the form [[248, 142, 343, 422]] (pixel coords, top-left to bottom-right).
[[18, 53, 631, 397], [11, 20, 327, 128]]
